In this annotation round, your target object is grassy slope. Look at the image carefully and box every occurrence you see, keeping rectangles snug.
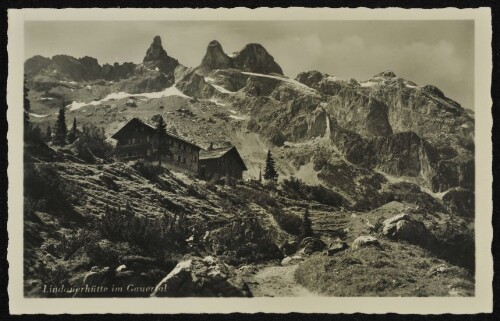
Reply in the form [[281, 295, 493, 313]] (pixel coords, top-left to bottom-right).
[[295, 242, 474, 297]]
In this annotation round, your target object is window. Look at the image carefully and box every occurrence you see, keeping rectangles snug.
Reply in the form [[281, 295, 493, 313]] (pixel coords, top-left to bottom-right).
[[182, 157, 186, 164], [177, 156, 181, 163]]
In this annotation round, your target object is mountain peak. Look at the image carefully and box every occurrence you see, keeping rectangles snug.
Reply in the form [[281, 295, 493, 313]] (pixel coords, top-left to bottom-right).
[[199, 40, 233, 71], [375, 70, 397, 78], [142, 35, 179, 74], [143, 36, 169, 62], [197, 41, 283, 75], [234, 43, 283, 75]]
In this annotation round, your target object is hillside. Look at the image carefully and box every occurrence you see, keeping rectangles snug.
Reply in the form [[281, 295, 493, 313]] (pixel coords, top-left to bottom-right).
[[23, 35, 475, 297]]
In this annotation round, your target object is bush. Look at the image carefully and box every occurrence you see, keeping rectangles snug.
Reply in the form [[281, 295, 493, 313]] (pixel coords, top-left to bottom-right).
[[132, 160, 164, 181], [98, 204, 189, 255], [75, 122, 114, 162], [33, 263, 71, 297], [24, 163, 83, 214], [210, 216, 283, 264], [282, 177, 344, 207], [58, 229, 99, 260], [270, 208, 302, 236]]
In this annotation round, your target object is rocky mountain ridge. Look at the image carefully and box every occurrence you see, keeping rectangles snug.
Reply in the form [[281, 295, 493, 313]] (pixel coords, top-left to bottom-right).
[[25, 35, 474, 208]]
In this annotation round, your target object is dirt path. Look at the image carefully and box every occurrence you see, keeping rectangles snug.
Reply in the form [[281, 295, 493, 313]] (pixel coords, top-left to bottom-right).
[[246, 264, 317, 297]]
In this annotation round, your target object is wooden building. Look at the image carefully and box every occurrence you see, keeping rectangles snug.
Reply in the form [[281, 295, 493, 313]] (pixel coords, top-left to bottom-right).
[[111, 117, 201, 173], [199, 145, 247, 180]]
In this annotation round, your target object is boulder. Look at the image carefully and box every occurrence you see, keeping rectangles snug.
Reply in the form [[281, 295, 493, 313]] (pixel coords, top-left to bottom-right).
[[281, 255, 304, 266], [382, 213, 434, 247], [151, 256, 252, 297], [279, 240, 299, 256], [326, 241, 348, 256], [352, 236, 381, 250], [442, 188, 474, 218], [116, 264, 127, 272], [298, 237, 326, 255]]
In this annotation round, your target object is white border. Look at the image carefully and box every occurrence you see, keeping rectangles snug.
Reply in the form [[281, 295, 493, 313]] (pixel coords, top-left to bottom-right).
[[7, 7, 493, 314]]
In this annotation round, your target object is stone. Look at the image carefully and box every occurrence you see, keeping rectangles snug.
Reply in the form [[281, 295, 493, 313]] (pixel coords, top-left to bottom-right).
[[382, 213, 434, 247], [326, 241, 348, 256], [281, 255, 304, 266], [442, 188, 474, 218], [352, 236, 381, 250], [280, 257, 292, 266], [151, 256, 252, 297], [298, 237, 326, 255], [116, 264, 127, 272]]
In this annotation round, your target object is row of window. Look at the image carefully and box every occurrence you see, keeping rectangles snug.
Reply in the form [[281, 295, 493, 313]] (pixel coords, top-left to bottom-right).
[[124, 150, 142, 158], [125, 136, 194, 152], [127, 136, 150, 144]]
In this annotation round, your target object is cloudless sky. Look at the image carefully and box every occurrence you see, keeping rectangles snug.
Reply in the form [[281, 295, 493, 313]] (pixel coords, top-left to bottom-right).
[[25, 20, 474, 109]]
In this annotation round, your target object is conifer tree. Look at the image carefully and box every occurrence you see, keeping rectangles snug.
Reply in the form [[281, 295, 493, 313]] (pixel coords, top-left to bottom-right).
[[45, 126, 52, 142], [53, 101, 67, 146], [67, 117, 77, 143], [263, 149, 278, 181], [301, 208, 313, 239], [154, 116, 170, 166], [23, 77, 31, 131]]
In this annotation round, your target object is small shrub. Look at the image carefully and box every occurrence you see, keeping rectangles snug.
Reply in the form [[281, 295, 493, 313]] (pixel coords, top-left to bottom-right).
[[58, 229, 99, 260], [75, 122, 114, 162], [24, 163, 82, 214], [270, 208, 302, 236], [132, 160, 164, 181], [33, 263, 71, 297]]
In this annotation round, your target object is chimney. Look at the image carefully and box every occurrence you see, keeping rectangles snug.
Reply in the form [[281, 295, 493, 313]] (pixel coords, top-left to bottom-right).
[[208, 142, 214, 150]]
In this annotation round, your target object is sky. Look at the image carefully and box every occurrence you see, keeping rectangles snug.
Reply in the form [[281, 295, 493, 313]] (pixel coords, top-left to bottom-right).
[[25, 20, 474, 109]]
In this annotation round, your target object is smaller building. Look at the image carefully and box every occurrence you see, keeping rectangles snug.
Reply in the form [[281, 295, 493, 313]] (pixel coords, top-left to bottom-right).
[[199, 145, 247, 180]]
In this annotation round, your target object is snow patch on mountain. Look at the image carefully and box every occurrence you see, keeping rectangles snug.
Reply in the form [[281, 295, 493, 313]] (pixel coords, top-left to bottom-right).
[[241, 71, 317, 93], [211, 83, 235, 94], [67, 85, 191, 111], [29, 113, 49, 118]]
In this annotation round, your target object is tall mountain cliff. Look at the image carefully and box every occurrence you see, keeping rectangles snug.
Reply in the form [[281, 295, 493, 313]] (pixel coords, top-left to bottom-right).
[[198, 40, 283, 75], [24, 37, 474, 204], [142, 35, 180, 76]]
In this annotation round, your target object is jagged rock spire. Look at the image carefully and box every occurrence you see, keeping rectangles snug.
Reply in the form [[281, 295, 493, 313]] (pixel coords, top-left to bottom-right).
[[200, 40, 233, 70], [142, 36, 179, 75], [144, 36, 169, 62], [197, 40, 284, 75]]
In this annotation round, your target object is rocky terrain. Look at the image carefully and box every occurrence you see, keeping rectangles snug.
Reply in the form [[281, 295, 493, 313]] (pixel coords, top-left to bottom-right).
[[23, 35, 475, 297]]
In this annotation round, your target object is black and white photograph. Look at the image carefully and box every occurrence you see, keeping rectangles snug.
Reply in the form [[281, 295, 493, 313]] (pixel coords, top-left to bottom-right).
[[6, 7, 493, 314]]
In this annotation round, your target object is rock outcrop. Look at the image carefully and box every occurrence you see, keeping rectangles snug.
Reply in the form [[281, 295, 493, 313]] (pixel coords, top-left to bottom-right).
[[298, 237, 326, 255], [326, 241, 348, 256], [233, 43, 283, 75], [281, 255, 304, 266], [442, 188, 475, 218], [151, 256, 252, 297], [197, 41, 283, 75], [352, 236, 381, 249], [142, 35, 180, 75], [382, 213, 435, 247], [199, 40, 234, 72]]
